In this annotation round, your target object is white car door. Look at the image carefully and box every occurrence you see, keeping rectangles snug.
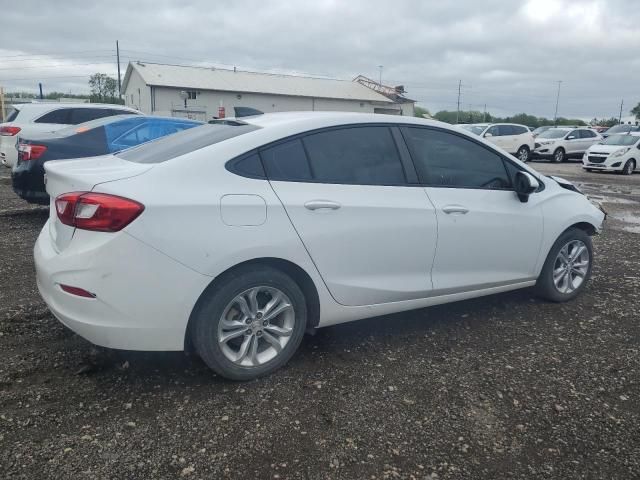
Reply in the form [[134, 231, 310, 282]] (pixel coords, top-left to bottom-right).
[[264, 126, 438, 307], [564, 129, 583, 154], [401, 126, 544, 292], [484, 125, 508, 151]]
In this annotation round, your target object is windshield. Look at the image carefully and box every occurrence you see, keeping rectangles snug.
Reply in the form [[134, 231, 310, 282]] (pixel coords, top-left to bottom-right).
[[602, 134, 640, 146], [460, 124, 486, 135], [538, 129, 569, 139], [606, 125, 633, 134]]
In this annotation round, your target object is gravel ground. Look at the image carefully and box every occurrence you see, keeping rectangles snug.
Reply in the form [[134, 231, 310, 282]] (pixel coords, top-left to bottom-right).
[[1, 161, 639, 479]]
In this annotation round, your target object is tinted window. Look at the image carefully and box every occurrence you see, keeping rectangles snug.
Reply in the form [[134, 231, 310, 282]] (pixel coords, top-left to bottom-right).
[[228, 153, 265, 178], [402, 127, 511, 189], [498, 125, 514, 136], [511, 125, 528, 135], [302, 126, 405, 185], [261, 139, 312, 181], [486, 125, 500, 136], [35, 108, 72, 124], [6, 108, 19, 122], [567, 130, 580, 139], [70, 108, 115, 124], [579, 129, 595, 138]]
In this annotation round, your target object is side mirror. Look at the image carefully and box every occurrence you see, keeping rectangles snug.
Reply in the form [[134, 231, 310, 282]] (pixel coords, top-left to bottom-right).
[[566, 135, 576, 140], [484, 132, 493, 138], [514, 171, 539, 203]]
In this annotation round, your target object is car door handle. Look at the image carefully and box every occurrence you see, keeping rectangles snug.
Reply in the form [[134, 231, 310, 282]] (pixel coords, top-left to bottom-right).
[[304, 200, 341, 211], [442, 205, 469, 215]]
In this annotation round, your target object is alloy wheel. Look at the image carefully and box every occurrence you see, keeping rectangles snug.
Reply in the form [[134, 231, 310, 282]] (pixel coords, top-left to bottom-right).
[[554, 149, 564, 163], [217, 286, 295, 367], [552, 240, 590, 294], [518, 147, 529, 162]]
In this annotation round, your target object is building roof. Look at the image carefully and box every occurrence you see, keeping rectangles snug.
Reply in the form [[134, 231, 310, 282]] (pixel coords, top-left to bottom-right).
[[123, 62, 393, 104]]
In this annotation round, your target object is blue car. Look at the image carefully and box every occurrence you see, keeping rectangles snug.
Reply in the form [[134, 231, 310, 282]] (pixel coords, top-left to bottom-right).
[[12, 115, 202, 204]]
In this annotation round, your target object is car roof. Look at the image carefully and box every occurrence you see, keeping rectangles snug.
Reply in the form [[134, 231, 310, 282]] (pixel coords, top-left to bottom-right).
[[6, 102, 140, 123]]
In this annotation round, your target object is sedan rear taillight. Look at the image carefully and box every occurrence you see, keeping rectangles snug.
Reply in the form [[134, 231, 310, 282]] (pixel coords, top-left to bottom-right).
[[18, 143, 47, 161], [0, 126, 21, 136], [55, 192, 144, 232]]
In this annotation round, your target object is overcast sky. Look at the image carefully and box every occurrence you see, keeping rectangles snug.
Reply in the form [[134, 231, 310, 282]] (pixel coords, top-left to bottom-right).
[[1, 0, 638, 120]]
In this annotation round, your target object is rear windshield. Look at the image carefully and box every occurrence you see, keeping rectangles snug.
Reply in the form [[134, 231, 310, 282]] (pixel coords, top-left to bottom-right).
[[117, 123, 260, 163], [6, 107, 20, 122]]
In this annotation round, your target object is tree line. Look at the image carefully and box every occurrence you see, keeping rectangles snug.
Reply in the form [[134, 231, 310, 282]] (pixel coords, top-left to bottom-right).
[[415, 106, 640, 127]]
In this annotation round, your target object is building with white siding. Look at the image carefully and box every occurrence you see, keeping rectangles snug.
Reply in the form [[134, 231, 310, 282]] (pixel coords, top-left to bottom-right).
[[122, 62, 414, 120]]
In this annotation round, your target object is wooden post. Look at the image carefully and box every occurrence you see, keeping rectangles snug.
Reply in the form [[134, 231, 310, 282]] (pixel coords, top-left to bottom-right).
[[0, 86, 5, 123]]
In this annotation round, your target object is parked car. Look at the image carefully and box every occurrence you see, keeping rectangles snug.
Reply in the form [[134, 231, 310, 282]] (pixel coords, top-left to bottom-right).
[[35, 112, 605, 380], [582, 133, 640, 175], [1, 103, 139, 168], [531, 125, 579, 138], [12, 115, 201, 204], [590, 125, 610, 134], [459, 123, 534, 162], [533, 127, 602, 162], [601, 123, 640, 138]]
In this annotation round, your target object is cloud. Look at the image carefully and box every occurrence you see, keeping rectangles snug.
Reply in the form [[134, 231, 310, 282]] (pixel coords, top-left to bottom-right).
[[1, 0, 638, 119]]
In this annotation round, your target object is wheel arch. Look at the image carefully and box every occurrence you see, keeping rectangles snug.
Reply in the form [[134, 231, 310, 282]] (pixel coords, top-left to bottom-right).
[[568, 221, 598, 236], [184, 257, 321, 350]]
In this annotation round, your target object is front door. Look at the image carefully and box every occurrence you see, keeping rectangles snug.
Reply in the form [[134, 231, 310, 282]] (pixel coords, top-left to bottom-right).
[[401, 126, 543, 292], [262, 126, 438, 306]]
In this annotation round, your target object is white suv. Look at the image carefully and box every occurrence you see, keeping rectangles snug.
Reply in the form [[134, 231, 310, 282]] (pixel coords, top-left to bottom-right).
[[583, 133, 640, 175], [459, 123, 535, 162], [533, 127, 602, 162], [0, 103, 139, 168]]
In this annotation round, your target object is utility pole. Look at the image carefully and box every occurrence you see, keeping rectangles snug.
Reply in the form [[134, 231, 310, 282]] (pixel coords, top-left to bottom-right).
[[618, 99, 624, 123], [39, 83, 43, 100], [483, 103, 487, 122], [116, 40, 122, 100], [378, 65, 383, 87], [456, 80, 462, 124], [553, 80, 562, 125]]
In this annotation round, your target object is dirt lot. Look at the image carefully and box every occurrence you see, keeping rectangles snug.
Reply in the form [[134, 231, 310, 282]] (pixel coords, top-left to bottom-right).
[[1, 161, 639, 479]]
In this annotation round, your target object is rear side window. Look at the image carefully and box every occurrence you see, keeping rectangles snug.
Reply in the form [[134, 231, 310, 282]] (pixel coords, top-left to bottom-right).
[[402, 127, 512, 190], [261, 139, 312, 181], [498, 125, 514, 136], [579, 129, 595, 138], [70, 108, 116, 124], [6, 108, 20, 122], [302, 126, 406, 185], [511, 126, 528, 135], [34, 108, 73, 124]]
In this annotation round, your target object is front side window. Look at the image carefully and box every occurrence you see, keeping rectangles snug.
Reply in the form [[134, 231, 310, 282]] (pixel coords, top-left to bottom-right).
[[402, 127, 512, 190], [486, 125, 500, 136], [567, 130, 580, 139], [579, 129, 595, 139], [302, 126, 406, 185]]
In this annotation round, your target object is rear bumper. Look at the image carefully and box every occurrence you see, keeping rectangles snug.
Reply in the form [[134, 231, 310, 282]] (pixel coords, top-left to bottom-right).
[[34, 222, 210, 351]]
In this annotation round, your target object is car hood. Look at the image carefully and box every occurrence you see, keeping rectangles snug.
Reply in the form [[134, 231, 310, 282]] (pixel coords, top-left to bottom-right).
[[586, 144, 630, 154]]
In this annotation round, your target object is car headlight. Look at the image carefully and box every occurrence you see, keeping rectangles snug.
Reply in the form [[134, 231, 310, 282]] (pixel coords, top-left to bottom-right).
[[610, 148, 630, 158]]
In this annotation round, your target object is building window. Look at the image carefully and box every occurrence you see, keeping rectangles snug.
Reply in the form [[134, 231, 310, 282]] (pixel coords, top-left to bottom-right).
[[187, 91, 197, 100]]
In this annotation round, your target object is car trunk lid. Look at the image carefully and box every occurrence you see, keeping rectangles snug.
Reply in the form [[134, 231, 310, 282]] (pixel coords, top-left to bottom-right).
[[44, 155, 153, 252]]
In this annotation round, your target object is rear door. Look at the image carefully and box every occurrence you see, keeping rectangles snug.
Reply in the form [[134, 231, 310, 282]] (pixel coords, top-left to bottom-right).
[[264, 125, 438, 306], [565, 129, 582, 154]]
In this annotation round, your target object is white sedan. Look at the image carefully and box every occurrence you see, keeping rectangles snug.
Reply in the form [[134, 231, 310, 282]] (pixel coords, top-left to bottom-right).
[[582, 133, 640, 175], [35, 112, 605, 380]]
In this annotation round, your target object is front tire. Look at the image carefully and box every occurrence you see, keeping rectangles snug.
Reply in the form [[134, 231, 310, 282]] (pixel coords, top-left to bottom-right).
[[191, 265, 307, 380], [622, 159, 635, 175], [535, 228, 593, 302], [552, 148, 565, 163], [517, 145, 530, 162]]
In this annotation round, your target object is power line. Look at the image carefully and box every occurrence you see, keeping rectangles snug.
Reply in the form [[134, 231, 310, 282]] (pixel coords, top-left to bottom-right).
[[0, 49, 113, 59]]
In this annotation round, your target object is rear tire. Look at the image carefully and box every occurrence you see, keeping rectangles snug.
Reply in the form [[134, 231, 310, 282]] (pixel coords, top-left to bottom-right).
[[535, 228, 593, 302], [516, 145, 530, 162], [552, 148, 565, 163], [191, 265, 307, 380]]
